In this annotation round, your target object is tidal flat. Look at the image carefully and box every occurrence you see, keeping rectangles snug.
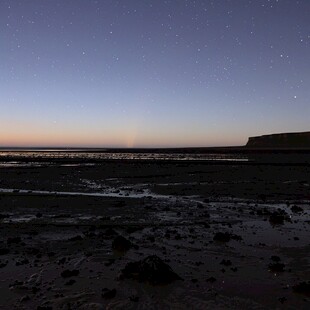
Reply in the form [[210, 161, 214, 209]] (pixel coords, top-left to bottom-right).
[[0, 155, 309, 309]]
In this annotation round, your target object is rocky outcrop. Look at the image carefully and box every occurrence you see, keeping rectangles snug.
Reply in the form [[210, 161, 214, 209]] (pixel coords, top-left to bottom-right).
[[120, 255, 182, 285], [246, 132, 310, 148]]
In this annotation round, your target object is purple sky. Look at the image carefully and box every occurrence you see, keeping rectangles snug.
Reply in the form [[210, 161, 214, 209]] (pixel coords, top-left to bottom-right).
[[1, 0, 309, 147]]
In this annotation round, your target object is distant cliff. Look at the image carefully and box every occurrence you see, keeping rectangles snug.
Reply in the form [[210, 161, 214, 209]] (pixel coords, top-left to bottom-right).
[[246, 131, 310, 148]]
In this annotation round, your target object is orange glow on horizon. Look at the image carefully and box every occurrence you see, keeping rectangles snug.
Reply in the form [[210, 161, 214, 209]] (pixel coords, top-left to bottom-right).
[[0, 120, 244, 148]]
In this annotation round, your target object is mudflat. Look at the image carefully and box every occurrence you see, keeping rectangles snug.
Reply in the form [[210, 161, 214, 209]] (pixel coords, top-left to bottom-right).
[[0, 158, 309, 309]]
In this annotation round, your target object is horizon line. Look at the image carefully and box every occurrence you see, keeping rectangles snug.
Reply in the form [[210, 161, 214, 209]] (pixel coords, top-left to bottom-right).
[[0, 145, 244, 150]]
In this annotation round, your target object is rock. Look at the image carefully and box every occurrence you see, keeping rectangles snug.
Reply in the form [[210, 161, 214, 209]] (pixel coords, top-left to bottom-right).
[[81, 303, 104, 310], [206, 277, 216, 283], [16, 258, 29, 266], [104, 228, 118, 236], [270, 255, 281, 262], [197, 203, 204, 209], [20, 295, 30, 302], [102, 288, 116, 299], [268, 263, 285, 272], [269, 209, 290, 226], [9, 280, 24, 288], [291, 205, 303, 213], [104, 258, 115, 266], [61, 269, 79, 278], [113, 201, 126, 207], [0, 248, 9, 256], [120, 255, 182, 285], [220, 259, 232, 266], [292, 281, 310, 296], [58, 257, 66, 265], [32, 287, 40, 294], [0, 214, 9, 220], [9, 280, 27, 291], [0, 260, 8, 268], [213, 232, 242, 242], [84, 231, 96, 238], [65, 279, 76, 286], [269, 214, 284, 225], [68, 235, 83, 242], [26, 247, 40, 255], [175, 234, 182, 240], [129, 295, 139, 302], [27, 273, 42, 287], [278, 297, 287, 304], [213, 232, 231, 242], [203, 211, 210, 218], [126, 226, 143, 234], [147, 236, 155, 243], [112, 235, 132, 252], [7, 237, 21, 244], [27, 230, 39, 236]]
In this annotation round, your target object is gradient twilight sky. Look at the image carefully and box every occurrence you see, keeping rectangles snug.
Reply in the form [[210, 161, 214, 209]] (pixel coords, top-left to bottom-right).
[[1, 0, 309, 147]]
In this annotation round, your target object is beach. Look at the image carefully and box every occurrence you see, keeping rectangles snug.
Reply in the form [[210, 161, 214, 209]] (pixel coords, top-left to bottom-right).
[[0, 153, 309, 309]]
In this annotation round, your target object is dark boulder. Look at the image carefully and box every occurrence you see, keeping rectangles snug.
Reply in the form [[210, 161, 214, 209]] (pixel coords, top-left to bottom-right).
[[104, 228, 118, 236], [213, 232, 231, 242], [269, 211, 290, 225], [7, 237, 22, 244], [0, 214, 9, 220], [0, 248, 9, 256], [0, 260, 8, 268], [291, 205, 303, 213], [61, 269, 79, 278], [120, 255, 182, 285], [268, 263, 285, 272], [213, 232, 242, 242], [220, 259, 232, 266], [270, 255, 281, 262], [292, 281, 310, 296], [68, 235, 83, 242], [269, 214, 283, 225], [112, 235, 132, 252], [65, 279, 76, 286], [129, 295, 139, 302], [16, 258, 29, 266], [102, 288, 116, 299]]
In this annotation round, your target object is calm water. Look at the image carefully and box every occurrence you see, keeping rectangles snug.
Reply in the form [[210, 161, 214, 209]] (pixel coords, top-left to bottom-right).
[[1, 150, 309, 166], [0, 151, 248, 163]]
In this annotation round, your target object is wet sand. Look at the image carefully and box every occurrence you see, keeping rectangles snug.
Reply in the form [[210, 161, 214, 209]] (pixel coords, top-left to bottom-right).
[[0, 159, 309, 309]]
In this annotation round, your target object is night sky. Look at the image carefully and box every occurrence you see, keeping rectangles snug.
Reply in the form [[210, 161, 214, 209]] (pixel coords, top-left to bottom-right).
[[1, 0, 309, 147]]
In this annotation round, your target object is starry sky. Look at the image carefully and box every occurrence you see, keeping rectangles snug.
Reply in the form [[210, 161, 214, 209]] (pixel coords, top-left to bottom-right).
[[1, 0, 309, 147]]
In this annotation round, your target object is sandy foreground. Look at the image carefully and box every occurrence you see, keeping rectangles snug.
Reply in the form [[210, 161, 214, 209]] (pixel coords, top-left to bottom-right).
[[0, 160, 309, 309]]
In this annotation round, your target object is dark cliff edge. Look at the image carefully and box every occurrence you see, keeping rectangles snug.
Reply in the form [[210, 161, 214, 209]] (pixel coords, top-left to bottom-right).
[[246, 131, 310, 148]]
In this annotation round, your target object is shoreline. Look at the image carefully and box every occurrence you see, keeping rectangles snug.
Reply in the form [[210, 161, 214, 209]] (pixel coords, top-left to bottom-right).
[[0, 158, 309, 309]]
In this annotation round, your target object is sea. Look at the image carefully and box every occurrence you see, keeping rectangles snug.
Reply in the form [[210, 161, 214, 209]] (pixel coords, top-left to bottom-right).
[[0, 148, 309, 167]]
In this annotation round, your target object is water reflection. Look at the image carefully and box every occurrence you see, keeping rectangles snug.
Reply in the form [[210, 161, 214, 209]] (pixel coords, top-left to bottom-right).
[[0, 151, 248, 162]]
